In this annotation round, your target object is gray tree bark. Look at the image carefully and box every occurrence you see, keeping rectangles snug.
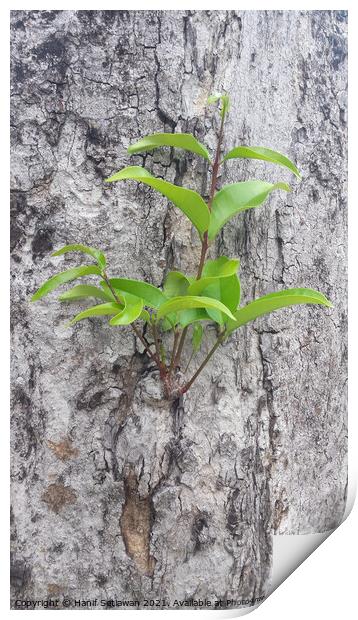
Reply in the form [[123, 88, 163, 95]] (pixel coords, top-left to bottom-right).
[[11, 10, 347, 608]]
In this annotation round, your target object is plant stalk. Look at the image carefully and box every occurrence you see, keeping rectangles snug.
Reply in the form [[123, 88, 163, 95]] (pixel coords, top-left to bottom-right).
[[152, 322, 167, 377], [180, 333, 226, 395], [169, 329, 180, 375], [175, 113, 226, 370]]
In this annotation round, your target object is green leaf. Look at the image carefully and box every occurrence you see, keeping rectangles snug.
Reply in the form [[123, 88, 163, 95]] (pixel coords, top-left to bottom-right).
[[177, 309, 211, 328], [140, 309, 151, 323], [187, 257, 241, 324], [187, 256, 240, 296], [106, 277, 166, 308], [226, 288, 333, 335], [59, 285, 112, 303], [157, 295, 236, 321], [202, 256, 239, 278], [208, 180, 291, 240], [203, 274, 241, 324], [128, 132, 210, 161], [207, 92, 230, 118], [105, 166, 210, 237], [223, 146, 301, 178], [192, 323, 203, 353], [52, 244, 106, 270], [31, 266, 102, 302], [109, 298, 143, 326], [163, 271, 190, 298], [69, 302, 123, 325]]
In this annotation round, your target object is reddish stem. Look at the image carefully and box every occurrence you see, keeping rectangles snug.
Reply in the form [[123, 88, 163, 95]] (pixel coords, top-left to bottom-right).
[[175, 114, 226, 369]]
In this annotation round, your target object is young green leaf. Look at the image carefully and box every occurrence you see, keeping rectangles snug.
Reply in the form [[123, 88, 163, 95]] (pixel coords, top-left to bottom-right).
[[202, 256, 240, 278], [69, 302, 123, 325], [160, 315, 177, 332], [163, 271, 190, 298], [157, 295, 236, 321], [140, 309, 151, 323], [208, 180, 291, 240], [59, 285, 112, 303], [207, 92, 230, 119], [128, 132, 210, 161], [226, 288, 332, 335], [187, 256, 240, 296], [178, 308, 211, 328], [223, 146, 301, 178], [109, 298, 143, 326], [31, 266, 102, 302], [106, 277, 166, 308], [203, 274, 241, 324], [192, 323, 203, 353], [105, 166, 210, 237], [52, 244, 106, 270]]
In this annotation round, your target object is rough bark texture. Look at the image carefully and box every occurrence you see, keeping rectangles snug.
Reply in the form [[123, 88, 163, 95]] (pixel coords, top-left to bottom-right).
[[10, 10, 347, 608]]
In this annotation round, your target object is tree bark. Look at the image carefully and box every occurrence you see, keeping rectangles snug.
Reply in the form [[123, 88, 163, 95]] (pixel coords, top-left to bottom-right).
[[10, 10, 347, 607]]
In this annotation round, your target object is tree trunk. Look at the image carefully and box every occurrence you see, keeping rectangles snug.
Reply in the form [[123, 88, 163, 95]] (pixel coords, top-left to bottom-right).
[[10, 10, 347, 608]]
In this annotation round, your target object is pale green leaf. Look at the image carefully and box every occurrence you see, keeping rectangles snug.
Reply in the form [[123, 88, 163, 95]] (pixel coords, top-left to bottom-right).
[[192, 323, 203, 353], [128, 132, 210, 160], [187, 256, 240, 296], [207, 92, 230, 118], [223, 146, 301, 178], [31, 266, 102, 302], [157, 295, 236, 321], [178, 308, 210, 328], [105, 166, 210, 237], [59, 285, 112, 303], [69, 302, 123, 325], [110, 298, 143, 326], [226, 288, 333, 335], [52, 244, 106, 270], [208, 180, 291, 240], [204, 274, 241, 324], [140, 309, 151, 322], [106, 277, 166, 308], [187, 257, 241, 323], [163, 271, 190, 297]]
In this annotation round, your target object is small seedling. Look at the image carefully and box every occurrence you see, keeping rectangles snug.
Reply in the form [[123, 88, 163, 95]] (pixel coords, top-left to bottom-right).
[[31, 93, 332, 400]]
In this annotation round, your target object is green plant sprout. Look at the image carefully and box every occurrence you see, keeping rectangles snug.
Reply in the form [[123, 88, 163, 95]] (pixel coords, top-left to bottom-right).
[[31, 93, 332, 400]]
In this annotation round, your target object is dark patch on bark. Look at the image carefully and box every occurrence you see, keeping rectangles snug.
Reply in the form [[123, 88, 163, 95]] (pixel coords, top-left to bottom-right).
[[42, 483, 77, 513], [48, 437, 79, 461], [10, 557, 31, 591], [31, 227, 54, 258], [10, 191, 28, 252], [32, 37, 66, 61], [191, 511, 214, 553]]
